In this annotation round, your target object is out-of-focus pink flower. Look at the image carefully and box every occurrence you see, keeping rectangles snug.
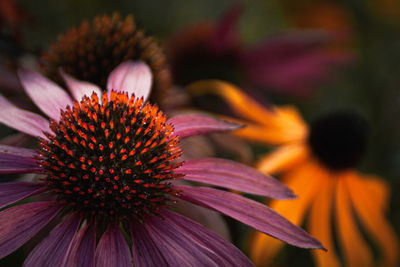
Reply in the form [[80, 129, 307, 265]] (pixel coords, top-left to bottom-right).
[[167, 5, 353, 98]]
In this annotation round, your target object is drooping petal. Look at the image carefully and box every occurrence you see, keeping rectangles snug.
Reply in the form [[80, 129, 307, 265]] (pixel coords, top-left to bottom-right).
[[23, 213, 81, 267], [0, 94, 49, 138], [176, 158, 295, 199], [62, 222, 96, 267], [107, 60, 152, 102], [345, 172, 399, 267], [162, 210, 254, 267], [249, 161, 321, 265], [336, 175, 373, 267], [168, 113, 242, 139], [0, 201, 61, 258], [135, 213, 223, 266], [0, 182, 46, 209], [60, 69, 102, 102], [256, 143, 308, 174], [18, 69, 73, 121], [176, 185, 324, 250], [308, 174, 340, 267], [95, 224, 131, 267]]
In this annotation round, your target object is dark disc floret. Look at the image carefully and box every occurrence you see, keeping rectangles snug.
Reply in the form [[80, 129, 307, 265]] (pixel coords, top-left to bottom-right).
[[41, 13, 171, 104], [37, 91, 182, 224], [307, 111, 368, 170]]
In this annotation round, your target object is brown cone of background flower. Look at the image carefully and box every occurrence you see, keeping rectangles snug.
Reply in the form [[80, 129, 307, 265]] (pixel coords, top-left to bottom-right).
[[41, 13, 171, 104]]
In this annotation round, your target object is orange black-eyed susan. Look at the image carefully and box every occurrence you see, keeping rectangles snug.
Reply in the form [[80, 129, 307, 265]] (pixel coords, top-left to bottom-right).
[[189, 80, 399, 267]]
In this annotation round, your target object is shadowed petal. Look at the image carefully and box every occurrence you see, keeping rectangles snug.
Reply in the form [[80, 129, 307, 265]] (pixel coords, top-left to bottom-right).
[[162, 210, 254, 267], [131, 222, 168, 266], [168, 113, 242, 139], [173, 199, 231, 241], [137, 214, 223, 266], [176, 158, 295, 199], [0, 145, 42, 174], [23, 214, 81, 267], [0, 201, 61, 258], [0, 94, 49, 138], [95, 224, 131, 267], [62, 222, 96, 267], [0, 182, 46, 209], [176, 185, 324, 250], [107, 61, 152, 102], [18, 69, 73, 121], [60, 69, 102, 102]]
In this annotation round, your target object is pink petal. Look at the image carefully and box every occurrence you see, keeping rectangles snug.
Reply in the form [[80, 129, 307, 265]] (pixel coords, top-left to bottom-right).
[[0, 201, 61, 258], [0, 94, 49, 138], [168, 113, 242, 139], [135, 214, 225, 266], [162, 210, 254, 266], [24, 214, 81, 266], [60, 69, 102, 102], [208, 4, 243, 54], [0, 144, 36, 158], [0, 146, 42, 174], [173, 199, 231, 241], [176, 185, 325, 250], [61, 222, 96, 267], [95, 224, 131, 267], [131, 222, 168, 266], [107, 61, 152, 102], [176, 158, 296, 199], [18, 69, 73, 121], [0, 182, 46, 209]]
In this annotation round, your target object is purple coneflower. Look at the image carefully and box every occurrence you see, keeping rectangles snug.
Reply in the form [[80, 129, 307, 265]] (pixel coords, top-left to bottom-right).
[[0, 61, 323, 266]]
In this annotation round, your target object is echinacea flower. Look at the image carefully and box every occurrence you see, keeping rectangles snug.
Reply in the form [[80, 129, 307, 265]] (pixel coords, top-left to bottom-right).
[[189, 80, 399, 267], [167, 4, 351, 98], [41, 13, 171, 104], [0, 63, 324, 266]]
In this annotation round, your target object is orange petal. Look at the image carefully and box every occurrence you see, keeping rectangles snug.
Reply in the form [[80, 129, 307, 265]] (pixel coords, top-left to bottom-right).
[[335, 175, 374, 267], [308, 173, 340, 267], [256, 143, 309, 174], [345, 172, 399, 267], [187, 80, 276, 125], [249, 161, 322, 265], [361, 174, 389, 212]]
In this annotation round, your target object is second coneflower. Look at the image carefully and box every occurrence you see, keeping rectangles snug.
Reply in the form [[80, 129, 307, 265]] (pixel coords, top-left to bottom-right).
[[0, 62, 324, 266], [41, 13, 171, 104], [189, 80, 399, 267]]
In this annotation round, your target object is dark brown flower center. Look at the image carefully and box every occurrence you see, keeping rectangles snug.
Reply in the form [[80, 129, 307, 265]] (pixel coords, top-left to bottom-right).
[[37, 91, 182, 224], [308, 111, 368, 170]]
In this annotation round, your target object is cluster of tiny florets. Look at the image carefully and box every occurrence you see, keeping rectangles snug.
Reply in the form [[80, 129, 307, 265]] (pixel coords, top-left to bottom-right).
[[37, 91, 182, 224]]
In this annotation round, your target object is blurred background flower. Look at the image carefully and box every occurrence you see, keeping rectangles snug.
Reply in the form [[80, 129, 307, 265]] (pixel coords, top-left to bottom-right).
[[189, 80, 398, 266]]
